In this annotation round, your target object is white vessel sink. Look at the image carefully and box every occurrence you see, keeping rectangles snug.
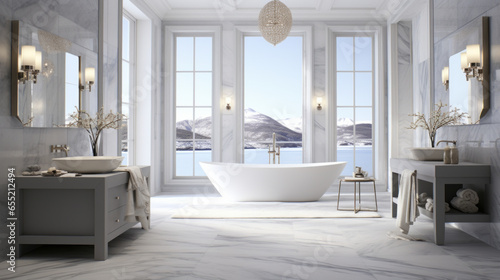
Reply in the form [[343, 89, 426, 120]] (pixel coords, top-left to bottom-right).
[[52, 156, 124, 173], [409, 148, 445, 161]]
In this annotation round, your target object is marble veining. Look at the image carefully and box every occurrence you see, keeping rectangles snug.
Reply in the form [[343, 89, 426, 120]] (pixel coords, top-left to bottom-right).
[[2, 189, 500, 279], [438, 123, 500, 250], [0, 0, 102, 260]]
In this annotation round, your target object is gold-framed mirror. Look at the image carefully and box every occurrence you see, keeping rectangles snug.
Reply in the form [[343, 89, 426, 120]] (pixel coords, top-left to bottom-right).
[[11, 20, 98, 127], [435, 16, 490, 124]]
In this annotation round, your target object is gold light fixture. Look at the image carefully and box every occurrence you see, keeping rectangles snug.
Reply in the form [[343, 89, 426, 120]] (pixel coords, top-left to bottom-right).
[[225, 97, 231, 110], [441, 66, 449, 91], [79, 56, 95, 93], [258, 0, 292, 46], [461, 44, 483, 81], [18, 45, 42, 84], [316, 97, 323, 110]]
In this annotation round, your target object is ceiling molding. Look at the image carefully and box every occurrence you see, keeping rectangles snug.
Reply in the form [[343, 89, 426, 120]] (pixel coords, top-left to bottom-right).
[[144, 0, 395, 21], [144, 0, 171, 18], [386, 0, 426, 23], [162, 8, 388, 22], [316, 0, 335, 11]]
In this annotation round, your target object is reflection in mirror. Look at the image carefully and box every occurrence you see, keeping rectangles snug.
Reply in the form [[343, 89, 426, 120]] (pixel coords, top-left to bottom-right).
[[449, 50, 476, 123], [11, 20, 98, 127], [436, 17, 490, 125], [65, 53, 80, 125]]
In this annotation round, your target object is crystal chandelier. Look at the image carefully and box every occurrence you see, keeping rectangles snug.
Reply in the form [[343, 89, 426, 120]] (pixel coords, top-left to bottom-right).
[[258, 0, 292, 46]]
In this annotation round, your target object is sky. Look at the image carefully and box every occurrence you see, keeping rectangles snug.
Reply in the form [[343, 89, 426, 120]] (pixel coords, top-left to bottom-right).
[[244, 36, 303, 121], [448, 49, 469, 114], [65, 52, 79, 123], [174, 35, 374, 124]]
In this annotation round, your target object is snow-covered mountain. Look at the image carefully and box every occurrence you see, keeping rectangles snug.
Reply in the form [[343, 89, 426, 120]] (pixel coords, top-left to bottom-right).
[[175, 109, 372, 149], [278, 117, 302, 133], [244, 109, 302, 148], [175, 117, 212, 139], [337, 117, 354, 127]]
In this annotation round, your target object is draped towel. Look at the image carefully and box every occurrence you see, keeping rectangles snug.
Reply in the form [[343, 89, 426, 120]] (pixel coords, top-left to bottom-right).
[[396, 169, 419, 234], [115, 166, 150, 229]]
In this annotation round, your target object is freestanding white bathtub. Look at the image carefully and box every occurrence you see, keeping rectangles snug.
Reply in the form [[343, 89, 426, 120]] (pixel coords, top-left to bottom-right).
[[200, 162, 347, 202]]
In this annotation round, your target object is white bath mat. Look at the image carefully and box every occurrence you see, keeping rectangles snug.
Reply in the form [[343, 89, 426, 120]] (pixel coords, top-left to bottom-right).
[[171, 196, 381, 219]]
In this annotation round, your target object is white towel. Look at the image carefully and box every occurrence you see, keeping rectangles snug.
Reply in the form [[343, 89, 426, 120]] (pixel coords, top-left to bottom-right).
[[418, 192, 429, 207], [450, 197, 478, 213], [425, 198, 450, 213], [115, 166, 150, 229], [396, 169, 419, 234], [456, 188, 479, 204]]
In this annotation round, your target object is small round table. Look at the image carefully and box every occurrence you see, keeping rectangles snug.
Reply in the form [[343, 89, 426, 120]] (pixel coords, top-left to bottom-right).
[[337, 177, 378, 213]]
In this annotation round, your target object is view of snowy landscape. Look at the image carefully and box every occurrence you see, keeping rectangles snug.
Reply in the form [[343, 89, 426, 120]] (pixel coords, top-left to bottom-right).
[[175, 108, 372, 149], [174, 35, 373, 177]]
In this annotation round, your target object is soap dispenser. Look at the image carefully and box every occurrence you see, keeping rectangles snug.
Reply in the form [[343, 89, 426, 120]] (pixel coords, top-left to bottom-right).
[[443, 144, 451, 164], [450, 142, 459, 164]]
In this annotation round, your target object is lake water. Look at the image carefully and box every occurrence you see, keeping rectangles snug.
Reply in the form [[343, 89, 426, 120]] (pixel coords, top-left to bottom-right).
[[176, 146, 373, 177]]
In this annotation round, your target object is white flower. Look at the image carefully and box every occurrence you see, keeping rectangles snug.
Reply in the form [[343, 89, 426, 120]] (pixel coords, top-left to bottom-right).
[[67, 107, 126, 155]]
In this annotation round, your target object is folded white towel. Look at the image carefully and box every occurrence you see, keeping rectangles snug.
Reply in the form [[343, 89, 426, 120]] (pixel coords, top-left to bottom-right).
[[396, 170, 419, 234], [456, 188, 479, 204], [450, 197, 478, 213], [425, 198, 450, 213], [419, 193, 428, 203], [418, 193, 429, 206]]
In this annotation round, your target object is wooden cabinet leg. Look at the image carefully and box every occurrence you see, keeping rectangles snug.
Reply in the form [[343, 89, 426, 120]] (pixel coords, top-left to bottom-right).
[[94, 243, 108, 261], [434, 179, 445, 245], [392, 172, 399, 218]]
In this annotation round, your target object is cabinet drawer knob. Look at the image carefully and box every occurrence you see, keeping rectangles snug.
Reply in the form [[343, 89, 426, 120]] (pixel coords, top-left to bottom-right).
[[115, 196, 120, 200], [115, 219, 120, 223]]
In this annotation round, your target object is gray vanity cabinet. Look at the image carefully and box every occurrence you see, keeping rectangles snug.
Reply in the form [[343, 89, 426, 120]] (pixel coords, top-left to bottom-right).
[[16, 166, 150, 260], [390, 159, 489, 245]]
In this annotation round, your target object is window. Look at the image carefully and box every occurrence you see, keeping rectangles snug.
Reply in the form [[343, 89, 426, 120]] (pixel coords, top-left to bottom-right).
[[174, 36, 213, 177], [64, 52, 79, 125], [122, 14, 135, 165], [243, 36, 303, 164], [335, 36, 374, 176]]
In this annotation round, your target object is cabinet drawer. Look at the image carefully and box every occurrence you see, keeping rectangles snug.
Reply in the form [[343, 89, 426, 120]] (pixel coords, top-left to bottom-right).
[[107, 185, 128, 211], [107, 205, 127, 233]]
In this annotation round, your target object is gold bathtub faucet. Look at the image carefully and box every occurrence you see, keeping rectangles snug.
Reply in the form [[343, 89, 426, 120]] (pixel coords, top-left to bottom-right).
[[268, 132, 281, 164]]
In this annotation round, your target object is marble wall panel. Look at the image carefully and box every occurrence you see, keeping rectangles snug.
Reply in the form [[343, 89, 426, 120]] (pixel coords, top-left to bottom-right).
[[396, 22, 414, 158], [434, 0, 500, 250], [221, 26, 236, 162], [434, 0, 499, 44], [437, 124, 500, 249], [0, 0, 100, 260]]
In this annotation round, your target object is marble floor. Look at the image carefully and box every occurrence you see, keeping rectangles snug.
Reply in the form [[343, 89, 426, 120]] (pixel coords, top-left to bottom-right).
[[2, 188, 500, 280]]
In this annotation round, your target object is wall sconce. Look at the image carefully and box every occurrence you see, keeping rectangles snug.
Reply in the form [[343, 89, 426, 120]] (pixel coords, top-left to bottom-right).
[[84, 67, 95, 92], [316, 97, 323, 110], [78, 55, 95, 93], [441, 66, 449, 91], [461, 44, 483, 81], [18, 45, 42, 84], [225, 97, 231, 110]]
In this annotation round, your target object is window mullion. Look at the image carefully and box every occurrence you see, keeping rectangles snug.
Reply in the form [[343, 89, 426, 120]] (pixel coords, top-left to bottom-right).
[[192, 37, 196, 176]]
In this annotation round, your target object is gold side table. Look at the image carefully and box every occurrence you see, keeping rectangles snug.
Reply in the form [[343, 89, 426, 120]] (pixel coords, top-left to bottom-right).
[[337, 177, 378, 213]]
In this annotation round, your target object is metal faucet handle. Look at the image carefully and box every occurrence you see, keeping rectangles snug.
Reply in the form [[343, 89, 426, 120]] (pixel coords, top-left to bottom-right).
[[436, 140, 457, 147], [51, 144, 70, 157]]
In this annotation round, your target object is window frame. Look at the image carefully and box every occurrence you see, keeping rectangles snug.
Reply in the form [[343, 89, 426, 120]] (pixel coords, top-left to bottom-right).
[[122, 11, 136, 165], [326, 25, 386, 183], [241, 34, 304, 164], [335, 34, 375, 176], [164, 26, 221, 185], [235, 26, 313, 164], [173, 35, 214, 178]]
